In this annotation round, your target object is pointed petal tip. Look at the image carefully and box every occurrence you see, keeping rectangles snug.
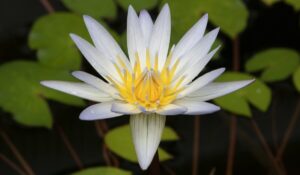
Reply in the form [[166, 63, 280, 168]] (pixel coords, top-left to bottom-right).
[[83, 15, 100, 26], [40, 81, 55, 88], [128, 5, 134, 12], [242, 79, 256, 87], [83, 14, 91, 21], [69, 33, 79, 41], [161, 3, 170, 14], [162, 3, 170, 9], [40, 80, 49, 87], [218, 67, 226, 73], [139, 159, 152, 170]]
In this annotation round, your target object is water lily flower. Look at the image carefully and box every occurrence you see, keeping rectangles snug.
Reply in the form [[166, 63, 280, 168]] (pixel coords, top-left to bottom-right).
[[41, 4, 253, 170]]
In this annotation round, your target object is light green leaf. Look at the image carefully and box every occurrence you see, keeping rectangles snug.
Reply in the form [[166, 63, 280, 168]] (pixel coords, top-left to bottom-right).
[[286, 0, 300, 10], [164, 0, 248, 42], [71, 167, 131, 175], [245, 48, 300, 82], [117, 0, 158, 11], [62, 0, 116, 18], [214, 72, 271, 117], [29, 13, 89, 70], [105, 125, 177, 162], [0, 61, 84, 128], [293, 66, 300, 92], [161, 127, 179, 141]]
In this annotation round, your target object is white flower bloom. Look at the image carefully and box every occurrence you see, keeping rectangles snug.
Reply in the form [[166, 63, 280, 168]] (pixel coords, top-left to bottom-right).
[[41, 4, 253, 170]]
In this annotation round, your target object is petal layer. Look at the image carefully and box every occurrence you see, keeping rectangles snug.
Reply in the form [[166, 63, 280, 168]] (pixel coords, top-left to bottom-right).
[[130, 113, 166, 170], [79, 102, 122, 120], [41, 81, 112, 102], [187, 80, 255, 101], [175, 100, 220, 115]]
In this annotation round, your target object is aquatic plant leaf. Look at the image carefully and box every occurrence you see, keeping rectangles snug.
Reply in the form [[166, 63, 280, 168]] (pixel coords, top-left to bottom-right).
[[0, 61, 84, 128], [245, 48, 300, 82], [214, 72, 271, 117]]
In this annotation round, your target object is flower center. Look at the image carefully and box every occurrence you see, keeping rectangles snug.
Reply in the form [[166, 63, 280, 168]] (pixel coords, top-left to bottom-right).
[[108, 50, 185, 111]]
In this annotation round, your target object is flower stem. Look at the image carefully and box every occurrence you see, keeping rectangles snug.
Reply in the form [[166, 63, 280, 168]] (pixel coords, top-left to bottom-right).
[[276, 98, 300, 160], [95, 121, 120, 167], [0, 131, 35, 175], [0, 153, 27, 175], [56, 125, 84, 169], [147, 151, 160, 175], [250, 120, 286, 175], [39, 0, 54, 13], [192, 116, 200, 175], [226, 115, 237, 175], [226, 37, 240, 175]]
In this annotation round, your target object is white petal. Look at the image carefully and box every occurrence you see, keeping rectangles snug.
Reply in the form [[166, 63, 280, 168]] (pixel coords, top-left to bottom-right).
[[173, 28, 219, 71], [111, 102, 141, 114], [172, 14, 208, 61], [149, 4, 171, 70], [79, 102, 122, 120], [187, 80, 255, 101], [127, 6, 147, 69], [139, 10, 153, 46], [174, 100, 220, 115], [156, 104, 187, 115], [70, 34, 122, 82], [177, 68, 225, 98], [41, 81, 112, 102], [83, 15, 131, 70], [173, 46, 220, 85], [130, 113, 166, 170], [72, 71, 119, 97]]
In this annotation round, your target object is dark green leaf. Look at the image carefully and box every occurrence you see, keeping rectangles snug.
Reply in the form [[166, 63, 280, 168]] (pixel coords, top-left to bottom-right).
[[71, 167, 131, 175], [105, 125, 177, 162], [62, 0, 116, 18], [214, 72, 271, 117], [29, 13, 89, 70], [0, 61, 84, 128], [245, 48, 300, 82], [117, 0, 158, 11]]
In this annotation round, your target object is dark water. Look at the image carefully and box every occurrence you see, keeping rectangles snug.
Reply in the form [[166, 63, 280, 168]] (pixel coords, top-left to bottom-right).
[[0, 0, 300, 175]]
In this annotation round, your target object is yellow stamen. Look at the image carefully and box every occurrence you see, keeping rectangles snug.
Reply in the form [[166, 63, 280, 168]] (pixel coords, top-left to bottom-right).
[[111, 49, 185, 110]]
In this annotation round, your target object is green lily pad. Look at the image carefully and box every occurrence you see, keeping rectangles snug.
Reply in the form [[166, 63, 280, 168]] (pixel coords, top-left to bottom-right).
[[163, 0, 248, 42], [0, 61, 84, 128], [62, 0, 116, 19], [29, 13, 89, 70], [214, 72, 271, 117], [105, 125, 177, 162], [286, 0, 300, 10], [245, 48, 300, 82], [71, 167, 131, 175], [117, 0, 158, 11], [293, 66, 300, 92]]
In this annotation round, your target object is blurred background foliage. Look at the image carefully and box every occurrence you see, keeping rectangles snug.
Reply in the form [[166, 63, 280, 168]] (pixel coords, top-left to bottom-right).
[[0, 0, 299, 175]]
